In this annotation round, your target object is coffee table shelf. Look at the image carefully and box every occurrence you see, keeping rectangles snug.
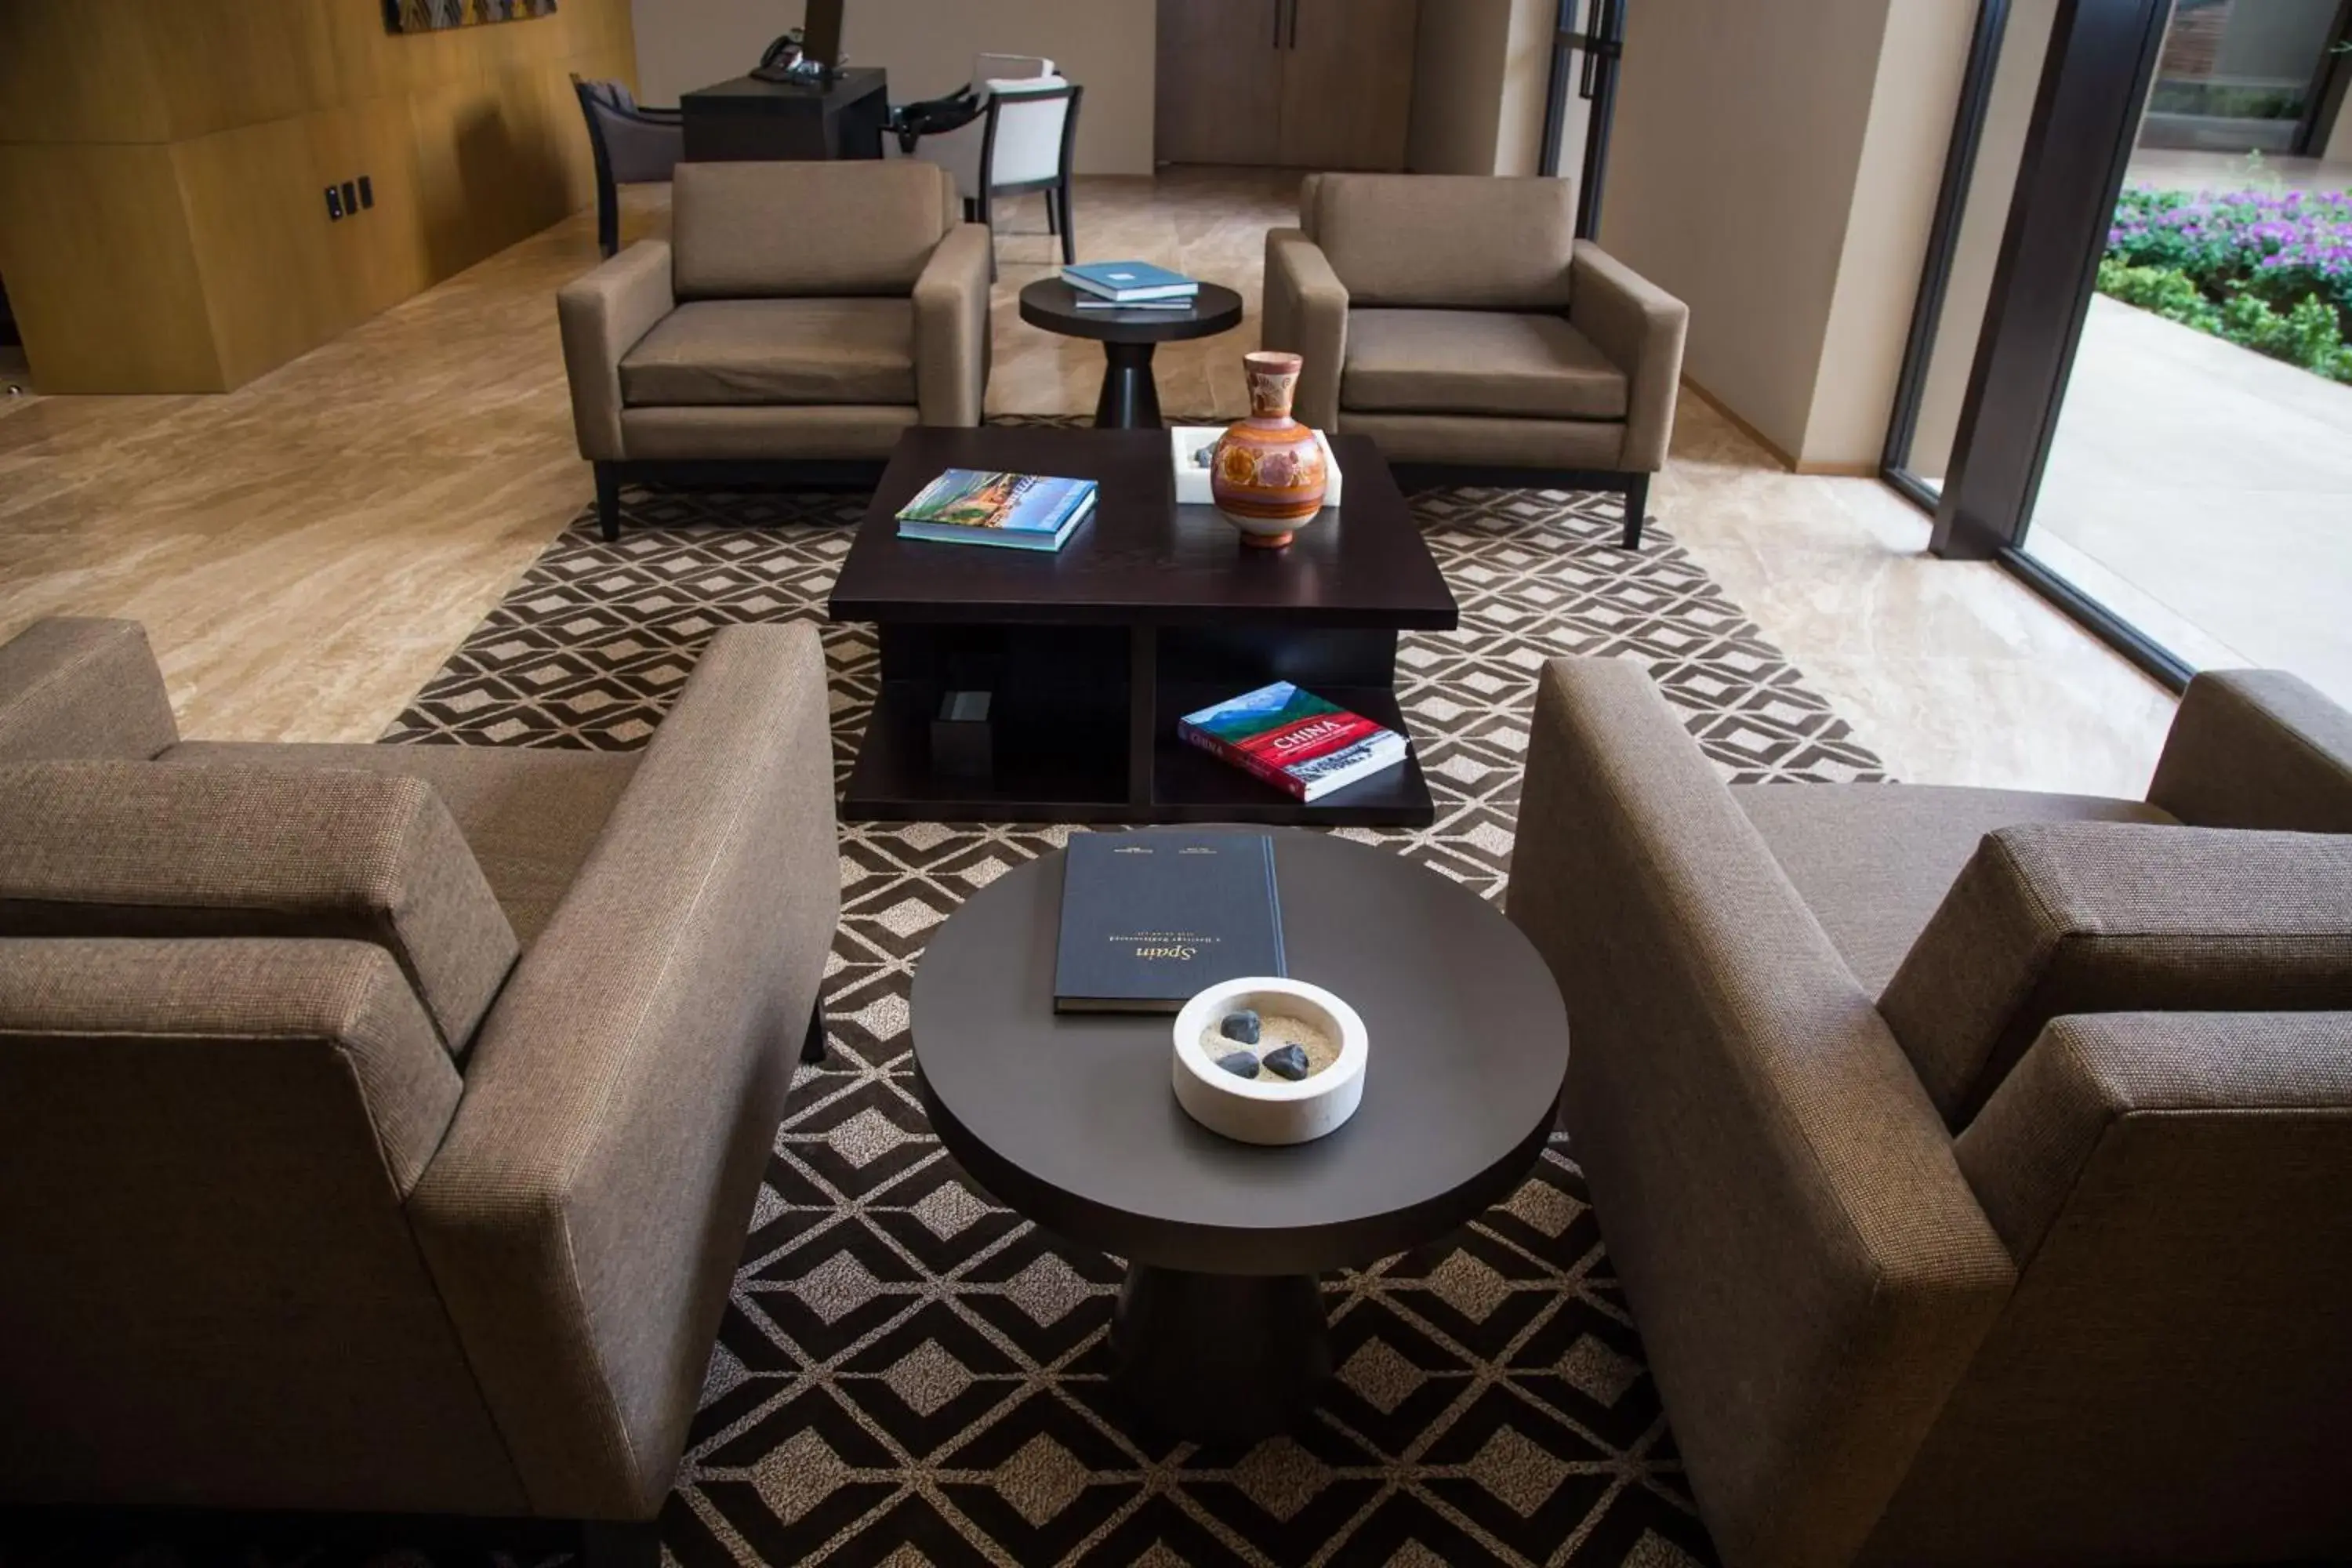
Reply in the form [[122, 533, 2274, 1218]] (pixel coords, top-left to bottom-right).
[[830, 427, 1457, 826]]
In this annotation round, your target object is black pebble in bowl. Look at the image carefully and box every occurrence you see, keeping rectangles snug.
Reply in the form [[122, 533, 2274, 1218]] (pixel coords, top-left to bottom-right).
[[1262, 1043, 1310, 1080], [1216, 1050, 1261, 1079]]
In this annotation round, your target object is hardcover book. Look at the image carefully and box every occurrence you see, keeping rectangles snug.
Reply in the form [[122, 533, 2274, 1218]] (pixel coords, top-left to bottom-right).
[[1178, 683, 1408, 802], [1062, 260, 1199, 303], [1053, 831, 1285, 1013], [895, 469, 1097, 552]]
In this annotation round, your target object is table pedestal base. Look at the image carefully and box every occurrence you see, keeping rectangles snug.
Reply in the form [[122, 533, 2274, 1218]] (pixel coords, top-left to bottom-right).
[[1109, 1264, 1330, 1443], [1093, 342, 1163, 430]]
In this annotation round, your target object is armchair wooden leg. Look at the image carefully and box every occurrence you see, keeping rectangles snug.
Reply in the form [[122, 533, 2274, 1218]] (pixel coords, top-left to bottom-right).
[[594, 463, 622, 543], [976, 186, 997, 283], [1055, 176, 1076, 265], [1621, 473, 1650, 550], [801, 997, 829, 1065], [596, 180, 620, 260]]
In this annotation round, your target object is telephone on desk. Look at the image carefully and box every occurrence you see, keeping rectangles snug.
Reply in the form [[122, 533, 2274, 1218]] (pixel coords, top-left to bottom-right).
[[750, 32, 822, 83], [750, 0, 846, 84]]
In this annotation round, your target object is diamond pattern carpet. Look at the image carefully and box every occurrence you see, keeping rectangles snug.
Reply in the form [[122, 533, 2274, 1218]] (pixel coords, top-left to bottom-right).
[[378, 479, 1887, 1567]]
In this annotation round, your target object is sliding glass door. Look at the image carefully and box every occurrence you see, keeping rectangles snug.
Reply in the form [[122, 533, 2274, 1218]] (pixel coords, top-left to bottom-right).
[[1886, 0, 2352, 703]]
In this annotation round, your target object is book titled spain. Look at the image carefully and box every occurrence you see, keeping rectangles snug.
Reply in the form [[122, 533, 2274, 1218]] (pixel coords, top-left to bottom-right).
[[1053, 832, 1285, 1013], [1178, 682, 1408, 803], [895, 468, 1097, 552]]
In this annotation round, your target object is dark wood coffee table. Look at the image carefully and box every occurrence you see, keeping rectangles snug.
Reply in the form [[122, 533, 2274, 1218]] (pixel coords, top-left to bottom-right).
[[911, 830, 1570, 1442], [1017, 278, 1246, 428], [828, 426, 1457, 826]]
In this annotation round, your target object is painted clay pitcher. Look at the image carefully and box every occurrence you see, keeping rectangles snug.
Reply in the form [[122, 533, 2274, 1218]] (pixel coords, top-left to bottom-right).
[[1210, 350, 1329, 548]]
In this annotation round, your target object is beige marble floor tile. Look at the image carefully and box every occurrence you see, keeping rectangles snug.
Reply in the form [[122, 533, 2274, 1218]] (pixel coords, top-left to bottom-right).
[[1, 167, 2176, 793]]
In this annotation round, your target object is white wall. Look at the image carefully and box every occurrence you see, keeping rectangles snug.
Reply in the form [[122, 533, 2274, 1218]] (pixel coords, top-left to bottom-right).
[[1405, 0, 1555, 178], [630, 0, 1158, 173], [1600, 0, 1979, 469]]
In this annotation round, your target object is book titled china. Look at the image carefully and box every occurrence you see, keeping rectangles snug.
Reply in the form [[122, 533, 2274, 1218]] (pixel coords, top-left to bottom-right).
[[895, 468, 1097, 552], [1053, 831, 1285, 1013], [1178, 682, 1408, 802]]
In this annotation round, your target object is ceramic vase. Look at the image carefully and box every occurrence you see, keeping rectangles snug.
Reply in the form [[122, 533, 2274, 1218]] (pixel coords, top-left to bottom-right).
[[1210, 350, 1329, 548]]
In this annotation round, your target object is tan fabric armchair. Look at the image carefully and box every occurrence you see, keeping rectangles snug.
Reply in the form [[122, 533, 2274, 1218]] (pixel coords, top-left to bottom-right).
[[1504, 657, 2352, 1568], [560, 158, 993, 540], [1262, 174, 1688, 547], [0, 618, 840, 1559]]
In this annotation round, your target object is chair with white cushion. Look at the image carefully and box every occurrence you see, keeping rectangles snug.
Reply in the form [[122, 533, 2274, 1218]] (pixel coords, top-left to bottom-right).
[[908, 61, 1083, 275]]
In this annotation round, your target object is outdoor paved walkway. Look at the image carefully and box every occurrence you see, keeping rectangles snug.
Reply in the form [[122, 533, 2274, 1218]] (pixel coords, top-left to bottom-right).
[[2031, 294, 2352, 704]]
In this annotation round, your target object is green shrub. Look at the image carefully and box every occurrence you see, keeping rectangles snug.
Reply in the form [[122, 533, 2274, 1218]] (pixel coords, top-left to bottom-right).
[[2099, 188, 2352, 386]]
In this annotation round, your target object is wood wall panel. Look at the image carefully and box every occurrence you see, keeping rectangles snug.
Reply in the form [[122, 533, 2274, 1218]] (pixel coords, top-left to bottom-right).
[[0, 0, 640, 393]]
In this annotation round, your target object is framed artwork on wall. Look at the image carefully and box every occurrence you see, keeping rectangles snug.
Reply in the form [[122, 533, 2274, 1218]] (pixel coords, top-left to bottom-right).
[[384, 0, 558, 33]]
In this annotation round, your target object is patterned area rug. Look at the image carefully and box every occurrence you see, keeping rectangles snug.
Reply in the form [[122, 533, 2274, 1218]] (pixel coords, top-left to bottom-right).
[[382, 479, 1886, 1568]]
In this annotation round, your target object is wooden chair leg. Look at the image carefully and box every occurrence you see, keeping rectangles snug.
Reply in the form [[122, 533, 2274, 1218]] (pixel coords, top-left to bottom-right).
[[594, 463, 622, 543], [1621, 472, 1650, 550], [596, 180, 619, 259], [977, 186, 997, 282], [1056, 176, 1076, 265]]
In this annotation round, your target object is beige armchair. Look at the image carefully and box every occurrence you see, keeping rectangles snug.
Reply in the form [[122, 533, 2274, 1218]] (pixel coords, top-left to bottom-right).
[[1505, 657, 2352, 1568], [1262, 173, 1687, 547], [560, 158, 993, 540], [0, 618, 840, 1563]]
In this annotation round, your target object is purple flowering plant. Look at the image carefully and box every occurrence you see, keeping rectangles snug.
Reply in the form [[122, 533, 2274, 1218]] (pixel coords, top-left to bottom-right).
[[2103, 183, 2352, 382]]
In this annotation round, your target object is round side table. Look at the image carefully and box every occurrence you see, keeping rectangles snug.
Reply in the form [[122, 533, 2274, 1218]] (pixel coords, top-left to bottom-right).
[[1017, 278, 1247, 430], [909, 830, 1570, 1442]]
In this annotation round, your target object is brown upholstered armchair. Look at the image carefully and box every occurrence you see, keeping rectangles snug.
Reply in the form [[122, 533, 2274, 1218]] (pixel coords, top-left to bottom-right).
[[559, 158, 993, 541], [1261, 173, 1688, 548], [1505, 657, 2352, 1568], [0, 618, 840, 1562]]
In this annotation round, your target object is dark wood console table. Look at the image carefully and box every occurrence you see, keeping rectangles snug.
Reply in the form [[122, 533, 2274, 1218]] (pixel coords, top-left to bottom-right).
[[679, 67, 889, 162], [826, 426, 1458, 826]]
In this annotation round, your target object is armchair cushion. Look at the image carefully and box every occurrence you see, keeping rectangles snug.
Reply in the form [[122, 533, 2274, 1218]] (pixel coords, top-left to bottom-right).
[[619, 298, 916, 408], [162, 742, 637, 947], [1341, 308, 1628, 421], [1306, 173, 1576, 310], [0, 761, 520, 1053], [671, 161, 952, 300], [0, 617, 178, 763], [1734, 783, 2175, 995], [1881, 823, 2352, 1127]]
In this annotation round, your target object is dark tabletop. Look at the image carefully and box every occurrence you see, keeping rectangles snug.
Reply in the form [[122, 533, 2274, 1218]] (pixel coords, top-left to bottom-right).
[[909, 832, 1571, 1276], [827, 426, 1457, 629], [1018, 278, 1247, 344]]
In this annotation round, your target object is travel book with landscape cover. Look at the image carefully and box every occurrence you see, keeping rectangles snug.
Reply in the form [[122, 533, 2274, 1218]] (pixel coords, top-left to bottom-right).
[[895, 468, 1097, 552], [1053, 831, 1285, 1013], [1178, 682, 1408, 802]]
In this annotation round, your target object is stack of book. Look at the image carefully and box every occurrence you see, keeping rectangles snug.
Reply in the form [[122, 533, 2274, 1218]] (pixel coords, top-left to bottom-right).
[[895, 467, 1097, 553], [1178, 682, 1409, 802], [1062, 260, 1199, 311]]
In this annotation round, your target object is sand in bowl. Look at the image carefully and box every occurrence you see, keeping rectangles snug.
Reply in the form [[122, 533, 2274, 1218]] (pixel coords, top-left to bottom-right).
[[1203, 1011, 1339, 1081]]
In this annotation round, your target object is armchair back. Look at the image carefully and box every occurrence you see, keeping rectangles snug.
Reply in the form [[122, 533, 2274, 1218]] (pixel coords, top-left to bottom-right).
[[671, 159, 956, 301], [1301, 172, 1578, 311]]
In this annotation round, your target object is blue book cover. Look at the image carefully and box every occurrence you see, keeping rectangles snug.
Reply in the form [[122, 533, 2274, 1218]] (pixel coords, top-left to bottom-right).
[[1062, 260, 1199, 301], [1053, 830, 1285, 1012], [898, 488, 1094, 552], [895, 469, 1097, 550]]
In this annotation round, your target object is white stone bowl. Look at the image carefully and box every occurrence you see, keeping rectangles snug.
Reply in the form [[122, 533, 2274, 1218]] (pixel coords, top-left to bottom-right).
[[1171, 976, 1368, 1145]]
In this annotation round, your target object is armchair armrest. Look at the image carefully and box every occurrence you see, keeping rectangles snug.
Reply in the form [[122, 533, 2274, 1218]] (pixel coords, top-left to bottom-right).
[[2148, 668, 2352, 832], [556, 240, 673, 463], [1263, 228, 1347, 431], [408, 624, 840, 1518], [0, 617, 177, 762], [1569, 241, 1688, 474], [1961, 1010, 2352, 1266], [1504, 658, 2012, 1568], [913, 223, 993, 426]]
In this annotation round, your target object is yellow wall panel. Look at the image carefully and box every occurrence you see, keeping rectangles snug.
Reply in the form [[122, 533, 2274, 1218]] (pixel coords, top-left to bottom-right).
[[0, 142, 221, 391], [0, 0, 637, 392]]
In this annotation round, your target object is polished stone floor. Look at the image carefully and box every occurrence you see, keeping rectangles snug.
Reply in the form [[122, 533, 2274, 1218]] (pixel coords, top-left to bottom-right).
[[0, 169, 2176, 794]]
